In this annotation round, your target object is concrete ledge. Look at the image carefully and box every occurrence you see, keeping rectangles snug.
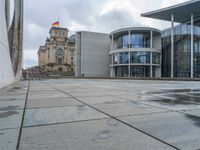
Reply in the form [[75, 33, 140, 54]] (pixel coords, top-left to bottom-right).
[[46, 76, 200, 82]]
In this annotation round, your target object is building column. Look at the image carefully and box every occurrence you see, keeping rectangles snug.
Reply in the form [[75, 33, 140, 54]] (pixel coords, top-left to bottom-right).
[[171, 14, 174, 78], [150, 52, 153, 78], [150, 30, 153, 78], [111, 35, 114, 50], [150, 30, 153, 49], [128, 30, 131, 78], [191, 13, 194, 78], [111, 54, 114, 77]]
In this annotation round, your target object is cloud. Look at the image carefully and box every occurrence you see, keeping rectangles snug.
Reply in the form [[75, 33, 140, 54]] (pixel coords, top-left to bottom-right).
[[23, 49, 38, 68], [23, 0, 188, 67]]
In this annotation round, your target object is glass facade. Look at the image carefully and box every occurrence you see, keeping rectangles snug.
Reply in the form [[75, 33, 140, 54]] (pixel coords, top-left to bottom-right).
[[113, 52, 129, 64], [130, 51, 150, 64], [130, 66, 150, 77], [119, 52, 129, 64], [113, 53, 119, 64], [162, 24, 200, 78], [117, 33, 150, 49], [114, 66, 129, 77], [117, 35, 129, 48], [130, 33, 150, 48], [152, 52, 160, 64]]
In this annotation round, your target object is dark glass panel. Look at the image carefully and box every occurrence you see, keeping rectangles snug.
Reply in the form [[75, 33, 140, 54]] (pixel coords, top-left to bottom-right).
[[130, 51, 150, 64]]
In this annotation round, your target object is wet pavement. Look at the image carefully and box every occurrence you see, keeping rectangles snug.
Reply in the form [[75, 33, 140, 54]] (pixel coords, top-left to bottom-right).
[[1, 79, 200, 150]]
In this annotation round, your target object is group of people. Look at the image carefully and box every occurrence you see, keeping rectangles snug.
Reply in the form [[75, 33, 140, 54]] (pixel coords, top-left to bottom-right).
[[22, 67, 46, 80]]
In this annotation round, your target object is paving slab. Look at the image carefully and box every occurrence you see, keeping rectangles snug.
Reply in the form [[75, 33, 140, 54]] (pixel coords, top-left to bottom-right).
[[120, 112, 200, 150], [0, 100, 25, 110], [0, 94, 26, 101], [19, 119, 176, 150], [92, 101, 168, 117], [0, 109, 23, 129], [113, 94, 164, 101], [26, 97, 82, 108], [77, 95, 130, 105], [24, 105, 108, 127], [28, 91, 70, 99], [69, 92, 109, 97], [0, 128, 19, 150]]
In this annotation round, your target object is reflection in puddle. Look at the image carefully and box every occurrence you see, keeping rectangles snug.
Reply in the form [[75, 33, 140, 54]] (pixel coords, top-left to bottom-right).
[[0, 111, 19, 118], [185, 114, 200, 127], [151, 99, 197, 106], [148, 89, 200, 94], [0, 105, 20, 111], [162, 94, 200, 104]]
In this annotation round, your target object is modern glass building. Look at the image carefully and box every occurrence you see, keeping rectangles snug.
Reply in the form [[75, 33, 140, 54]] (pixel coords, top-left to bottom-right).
[[142, 0, 200, 78], [109, 27, 161, 78], [162, 24, 200, 78]]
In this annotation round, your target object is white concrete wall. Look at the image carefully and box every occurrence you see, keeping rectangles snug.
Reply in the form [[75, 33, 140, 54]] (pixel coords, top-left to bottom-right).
[[75, 31, 110, 77], [75, 32, 81, 77], [155, 67, 161, 78], [153, 34, 162, 50], [0, 0, 14, 88]]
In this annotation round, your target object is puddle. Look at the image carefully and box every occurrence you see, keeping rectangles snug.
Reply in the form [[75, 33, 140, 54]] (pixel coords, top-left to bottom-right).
[[77, 105, 86, 114], [188, 93, 200, 97], [107, 119, 119, 127], [164, 94, 200, 104], [0, 111, 19, 118], [150, 93, 200, 106], [185, 114, 200, 127], [93, 130, 111, 142], [151, 99, 197, 106], [148, 89, 200, 94], [0, 105, 20, 111], [9, 99, 17, 101], [7, 86, 27, 92]]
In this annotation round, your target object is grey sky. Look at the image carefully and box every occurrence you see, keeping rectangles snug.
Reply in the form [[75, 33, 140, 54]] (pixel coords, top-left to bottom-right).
[[23, 0, 188, 68]]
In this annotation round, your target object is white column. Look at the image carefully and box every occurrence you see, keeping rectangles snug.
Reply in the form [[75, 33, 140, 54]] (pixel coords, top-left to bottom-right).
[[150, 52, 153, 78], [111, 54, 114, 77], [150, 30, 153, 78], [171, 14, 174, 78], [191, 13, 194, 78], [150, 30, 153, 49], [128, 30, 131, 78], [111, 35, 114, 50]]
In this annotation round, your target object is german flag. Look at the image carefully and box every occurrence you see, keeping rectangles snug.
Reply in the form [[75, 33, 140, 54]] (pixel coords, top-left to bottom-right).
[[52, 21, 59, 27]]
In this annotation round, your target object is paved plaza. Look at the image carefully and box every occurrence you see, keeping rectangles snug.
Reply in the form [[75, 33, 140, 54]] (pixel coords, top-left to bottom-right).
[[1, 79, 200, 150]]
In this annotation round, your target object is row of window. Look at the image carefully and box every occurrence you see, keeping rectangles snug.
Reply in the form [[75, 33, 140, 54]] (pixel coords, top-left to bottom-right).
[[113, 52, 160, 64], [114, 66, 157, 77], [117, 33, 150, 49]]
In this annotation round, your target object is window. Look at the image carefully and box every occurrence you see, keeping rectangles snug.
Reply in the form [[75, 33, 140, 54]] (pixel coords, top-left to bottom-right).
[[48, 49, 50, 60], [117, 35, 129, 49], [130, 33, 150, 48], [57, 58, 63, 65], [152, 52, 160, 64], [130, 51, 150, 64], [119, 52, 129, 64], [113, 53, 119, 64]]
